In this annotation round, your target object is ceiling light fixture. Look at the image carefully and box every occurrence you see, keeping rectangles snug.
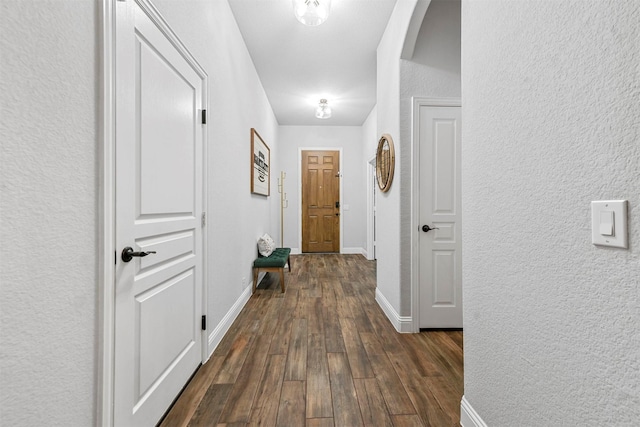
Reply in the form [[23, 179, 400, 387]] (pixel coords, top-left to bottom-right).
[[315, 99, 332, 119], [293, 0, 332, 26]]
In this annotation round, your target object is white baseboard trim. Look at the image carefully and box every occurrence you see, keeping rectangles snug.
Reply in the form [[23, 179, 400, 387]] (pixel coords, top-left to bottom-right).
[[290, 248, 367, 256], [460, 396, 488, 427], [342, 247, 366, 256], [375, 289, 413, 333], [207, 285, 252, 356]]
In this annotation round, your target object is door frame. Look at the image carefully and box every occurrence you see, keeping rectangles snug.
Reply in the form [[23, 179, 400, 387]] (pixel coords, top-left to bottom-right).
[[366, 156, 376, 260], [410, 97, 461, 333], [297, 147, 343, 253], [100, 1, 209, 424]]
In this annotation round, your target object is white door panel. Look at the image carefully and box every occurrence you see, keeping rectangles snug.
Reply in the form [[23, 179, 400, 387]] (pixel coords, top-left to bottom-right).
[[138, 40, 196, 216], [433, 119, 456, 213], [419, 105, 462, 328], [432, 251, 456, 305], [136, 269, 196, 393], [114, 1, 206, 425], [137, 230, 195, 271]]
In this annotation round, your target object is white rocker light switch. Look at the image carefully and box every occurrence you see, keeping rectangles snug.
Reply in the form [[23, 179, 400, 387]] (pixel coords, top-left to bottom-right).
[[599, 210, 614, 236], [592, 200, 628, 248]]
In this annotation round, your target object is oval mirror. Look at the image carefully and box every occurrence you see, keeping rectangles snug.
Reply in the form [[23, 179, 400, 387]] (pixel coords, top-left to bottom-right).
[[376, 133, 395, 192]]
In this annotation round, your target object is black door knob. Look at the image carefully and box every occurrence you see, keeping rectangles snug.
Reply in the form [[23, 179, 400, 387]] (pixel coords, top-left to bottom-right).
[[121, 246, 157, 262], [422, 225, 439, 232]]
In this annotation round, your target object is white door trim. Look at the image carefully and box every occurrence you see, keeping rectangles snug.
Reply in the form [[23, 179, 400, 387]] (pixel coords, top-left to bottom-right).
[[366, 156, 376, 260], [100, 1, 208, 424], [99, 1, 115, 425], [297, 147, 344, 254], [410, 97, 461, 333]]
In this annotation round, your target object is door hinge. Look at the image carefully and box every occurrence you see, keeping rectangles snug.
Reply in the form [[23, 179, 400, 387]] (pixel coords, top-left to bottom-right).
[[115, 251, 117, 265], [202, 109, 207, 124], [201, 212, 206, 227], [201, 315, 207, 330]]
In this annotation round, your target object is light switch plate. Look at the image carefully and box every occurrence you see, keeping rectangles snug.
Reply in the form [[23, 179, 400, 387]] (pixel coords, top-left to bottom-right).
[[591, 200, 628, 248]]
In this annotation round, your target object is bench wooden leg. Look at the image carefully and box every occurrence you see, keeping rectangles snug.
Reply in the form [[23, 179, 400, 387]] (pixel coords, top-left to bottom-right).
[[279, 268, 285, 293], [287, 255, 291, 272], [253, 264, 287, 293], [253, 268, 258, 294]]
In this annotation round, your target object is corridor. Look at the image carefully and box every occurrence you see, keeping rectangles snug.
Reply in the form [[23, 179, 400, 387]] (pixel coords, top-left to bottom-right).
[[161, 254, 463, 426]]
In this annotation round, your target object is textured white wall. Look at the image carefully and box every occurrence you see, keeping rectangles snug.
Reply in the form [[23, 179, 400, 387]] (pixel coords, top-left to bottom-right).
[[363, 106, 379, 160], [151, 0, 279, 352], [375, 0, 461, 317], [278, 126, 366, 253], [462, 1, 640, 425], [1, 0, 277, 423], [398, 0, 461, 315], [406, 0, 461, 76], [375, 0, 418, 315], [0, 2, 99, 425]]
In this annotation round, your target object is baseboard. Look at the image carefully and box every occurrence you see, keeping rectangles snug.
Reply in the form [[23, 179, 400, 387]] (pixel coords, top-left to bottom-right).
[[342, 247, 366, 256], [289, 248, 367, 256], [207, 285, 252, 356], [375, 289, 413, 333], [460, 396, 488, 427]]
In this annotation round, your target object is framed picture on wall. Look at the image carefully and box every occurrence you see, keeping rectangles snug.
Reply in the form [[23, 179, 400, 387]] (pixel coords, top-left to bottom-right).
[[251, 128, 270, 196]]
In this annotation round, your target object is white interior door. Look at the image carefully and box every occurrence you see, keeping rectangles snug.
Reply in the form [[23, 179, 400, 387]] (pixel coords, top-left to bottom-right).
[[419, 105, 462, 328], [114, 1, 205, 425]]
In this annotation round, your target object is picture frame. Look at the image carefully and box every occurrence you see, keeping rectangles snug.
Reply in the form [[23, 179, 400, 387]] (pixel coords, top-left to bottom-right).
[[251, 128, 270, 196]]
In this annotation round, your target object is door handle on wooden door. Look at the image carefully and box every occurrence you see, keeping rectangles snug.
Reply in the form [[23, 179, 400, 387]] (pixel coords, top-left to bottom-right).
[[421, 225, 439, 232]]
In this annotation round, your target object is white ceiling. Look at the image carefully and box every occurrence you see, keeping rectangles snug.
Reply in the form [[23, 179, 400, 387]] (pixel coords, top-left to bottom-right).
[[227, 0, 398, 126]]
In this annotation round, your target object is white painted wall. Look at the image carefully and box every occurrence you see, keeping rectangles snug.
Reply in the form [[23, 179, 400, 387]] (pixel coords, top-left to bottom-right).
[[1, 0, 277, 423], [1, 2, 99, 425], [375, 0, 418, 319], [278, 126, 366, 254], [363, 106, 379, 160], [462, 1, 640, 425], [404, 0, 461, 81], [152, 0, 279, 355], [375, 0, 461, 320]]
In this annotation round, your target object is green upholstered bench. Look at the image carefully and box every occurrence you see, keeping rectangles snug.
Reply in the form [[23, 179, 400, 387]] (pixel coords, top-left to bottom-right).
[[252, 247, 291, 293]]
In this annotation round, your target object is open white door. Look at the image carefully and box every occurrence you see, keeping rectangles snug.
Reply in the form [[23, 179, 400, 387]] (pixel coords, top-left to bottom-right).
[[113, 0, 206, 424], [418, 104, 462, 328]]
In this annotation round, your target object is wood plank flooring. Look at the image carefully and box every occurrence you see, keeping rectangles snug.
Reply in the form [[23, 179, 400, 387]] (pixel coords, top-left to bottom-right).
[[160, 254, 463, 427]]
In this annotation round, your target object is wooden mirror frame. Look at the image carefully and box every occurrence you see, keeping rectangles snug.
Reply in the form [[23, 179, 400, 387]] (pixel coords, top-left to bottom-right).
[[376, 133, 395, 192]]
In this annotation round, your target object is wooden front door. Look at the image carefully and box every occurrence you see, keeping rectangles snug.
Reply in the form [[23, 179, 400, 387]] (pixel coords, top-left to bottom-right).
[[301, 150, 340, 253]]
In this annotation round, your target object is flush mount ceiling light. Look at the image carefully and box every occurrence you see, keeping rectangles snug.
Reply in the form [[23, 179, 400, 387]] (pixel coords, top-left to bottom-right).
[[315, 99, 332, 119], [293, 0, 332, 26]]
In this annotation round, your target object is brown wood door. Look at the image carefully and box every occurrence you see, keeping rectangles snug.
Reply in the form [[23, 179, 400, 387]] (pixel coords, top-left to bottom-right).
[[302, 150, 340, 253]]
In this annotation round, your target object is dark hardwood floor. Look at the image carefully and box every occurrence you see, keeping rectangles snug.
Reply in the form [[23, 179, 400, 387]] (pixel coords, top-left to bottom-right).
[[160, 254, 463, 427]]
